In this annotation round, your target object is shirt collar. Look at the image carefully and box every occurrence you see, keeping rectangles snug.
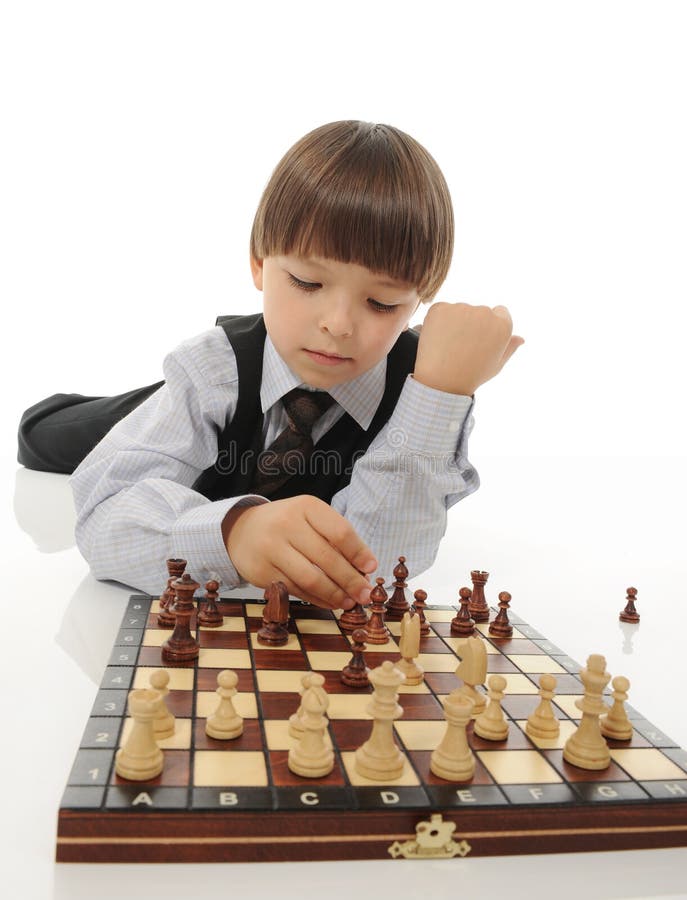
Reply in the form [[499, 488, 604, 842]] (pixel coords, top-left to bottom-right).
[[261, 334, 386, 430]]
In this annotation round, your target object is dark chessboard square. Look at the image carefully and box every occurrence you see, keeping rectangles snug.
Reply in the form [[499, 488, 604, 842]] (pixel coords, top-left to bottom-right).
[[198, 631, 249, 650], [606, 731, 651, 750], [275, 785, 354, 809], [410, 751, 496, 786], [429, 622, 453, 637], [215, 600, 245, 617], [395, 694, 445, 720], [632, 720, 678, 748], [408, 750, 494, 788], [269, 750, 346, 787], [165, 691, 193, 718], [288, 603, 333, 619], [320, 671, 373, 694], [542, 750, 631, 783], [640, 780, 687, 801], [428, 783, 508, 807], [547, 673, 583, 693], [61, 786, 106, 809], [484, 655, 519, 674], [106, 785, 188, 809], [80, 717, 123, 750], [91, 689, 128, 718], [108, 647, 139, 667], [192, 787, 273, 810], [193, 719, 263, 752], [573, 781, 649, 803], [417, 636, 452, 654], [68, 750, 115, 786], [112, 750, 190, 787], [355, 786, 429, 809], [329, 719, 374, 751], [423, 672, 460, 694], [260, 692, 301, 720], [253, 649, 308, 670], [197, 667, 254, 692], [100, 667, 135, 691], [502, 783, 577, 805], [298, 634, 351, 652]]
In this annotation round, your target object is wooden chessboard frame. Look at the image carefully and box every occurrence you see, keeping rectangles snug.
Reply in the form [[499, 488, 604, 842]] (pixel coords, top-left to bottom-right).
[[56, 594, 687, 863]]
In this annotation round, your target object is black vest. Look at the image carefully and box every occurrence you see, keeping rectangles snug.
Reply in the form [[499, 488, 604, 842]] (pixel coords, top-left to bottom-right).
[[192, 313, 419, 502]]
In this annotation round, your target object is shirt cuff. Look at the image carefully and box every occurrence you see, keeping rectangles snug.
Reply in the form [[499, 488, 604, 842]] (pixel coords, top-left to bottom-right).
[[388, 375, 474, 455], [171, 494, 268, 590]]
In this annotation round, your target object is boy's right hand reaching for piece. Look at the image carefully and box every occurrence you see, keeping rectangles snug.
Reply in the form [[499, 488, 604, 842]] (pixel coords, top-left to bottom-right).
[[221, 496, 377, 611]]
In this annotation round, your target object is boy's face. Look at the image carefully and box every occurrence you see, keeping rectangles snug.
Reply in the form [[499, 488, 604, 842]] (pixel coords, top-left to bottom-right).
[[251, 255, 420, 389]]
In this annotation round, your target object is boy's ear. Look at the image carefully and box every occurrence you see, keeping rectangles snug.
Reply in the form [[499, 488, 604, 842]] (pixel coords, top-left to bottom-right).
[[250, 256, 264, 291]]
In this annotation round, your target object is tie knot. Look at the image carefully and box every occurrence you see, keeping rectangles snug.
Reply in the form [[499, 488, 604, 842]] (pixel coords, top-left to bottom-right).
[[282, 388, 335, 437]]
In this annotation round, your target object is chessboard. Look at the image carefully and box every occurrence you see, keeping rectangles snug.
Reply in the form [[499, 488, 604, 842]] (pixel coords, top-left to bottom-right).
[[56, 582, 687, 863]]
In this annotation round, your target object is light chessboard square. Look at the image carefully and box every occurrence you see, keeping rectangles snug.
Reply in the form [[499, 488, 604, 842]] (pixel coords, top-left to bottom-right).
[[194, 750, 268, 787], [507, 655, 566, 674], [133, 667, 194, 691], [295, 620, 344, 635], [609, 749, 687, 781], [251, 632, 301, 651], [478, 749, 563, 784], [395, 720, 446, 750], [263, 720, 333, 751], [341, 752, 420, 786], [256, 670, 309, 693], [198, 648, 252, 669], [444, 636, 499, 656]]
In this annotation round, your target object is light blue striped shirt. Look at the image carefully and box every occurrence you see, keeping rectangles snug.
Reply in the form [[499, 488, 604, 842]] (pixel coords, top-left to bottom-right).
[[70, 325, 479, 596]]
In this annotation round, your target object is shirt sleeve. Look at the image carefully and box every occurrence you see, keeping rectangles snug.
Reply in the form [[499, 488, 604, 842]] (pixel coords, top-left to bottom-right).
[[70, 328, 267, 595], [330, 374, 479, 580]]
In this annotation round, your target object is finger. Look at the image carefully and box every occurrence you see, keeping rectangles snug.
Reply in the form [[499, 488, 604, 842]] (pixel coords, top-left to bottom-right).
[[271, 541, 359, 610], [303, 503, 378, 578], [499, 335, 525, 368], [289, 526, 374, 607], [491, 305, 513, 326], [262, 567, 354, 611]]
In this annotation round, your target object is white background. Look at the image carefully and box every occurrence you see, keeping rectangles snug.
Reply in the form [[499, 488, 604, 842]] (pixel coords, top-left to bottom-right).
[[1, 2, 687, 898]]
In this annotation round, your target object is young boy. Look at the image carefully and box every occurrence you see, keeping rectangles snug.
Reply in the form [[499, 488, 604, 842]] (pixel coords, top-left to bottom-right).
[[70, 120, 523, 609]]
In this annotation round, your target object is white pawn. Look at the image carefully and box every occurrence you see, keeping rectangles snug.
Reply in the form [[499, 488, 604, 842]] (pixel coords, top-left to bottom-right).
[[600, 675, 633, 741], [288, 676, 334, 778], [289, 672, 325, 738], [149, 669, 175, 739], [526, 674, 560, 740], [115, 689, 164, 781], [206, 670, 243, 740], [430, 693, 475, 781], [474, 674, 509, 741]]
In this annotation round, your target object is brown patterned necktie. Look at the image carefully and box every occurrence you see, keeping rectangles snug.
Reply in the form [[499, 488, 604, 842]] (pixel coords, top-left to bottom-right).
[[250, 388, 336, 497]]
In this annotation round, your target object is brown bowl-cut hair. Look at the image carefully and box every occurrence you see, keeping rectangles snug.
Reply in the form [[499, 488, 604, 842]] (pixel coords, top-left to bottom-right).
[[250, 121, 454, 302]]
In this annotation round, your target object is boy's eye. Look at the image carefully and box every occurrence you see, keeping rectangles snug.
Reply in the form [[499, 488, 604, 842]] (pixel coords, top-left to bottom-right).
[[368, 298, 397, 314], [288, 273, 320, 292]]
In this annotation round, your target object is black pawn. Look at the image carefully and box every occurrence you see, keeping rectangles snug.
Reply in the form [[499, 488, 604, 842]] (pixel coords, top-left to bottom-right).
[[412, 589, 431, 636], [341, 628, 370, 688], [489, 591, 513, 638], [451, 587, 475, 636], [619, 587, 640, 623]]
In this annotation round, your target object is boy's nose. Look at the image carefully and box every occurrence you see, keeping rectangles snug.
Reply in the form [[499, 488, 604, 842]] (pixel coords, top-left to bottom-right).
[[319, 301, 354, 338]]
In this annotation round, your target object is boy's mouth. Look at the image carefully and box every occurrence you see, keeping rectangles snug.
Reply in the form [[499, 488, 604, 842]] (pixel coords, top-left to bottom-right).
[[303, 348, 352, 366]]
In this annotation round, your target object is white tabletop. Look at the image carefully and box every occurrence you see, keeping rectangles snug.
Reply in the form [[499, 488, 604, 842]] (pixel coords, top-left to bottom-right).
[[3, 455, 687, 900]]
